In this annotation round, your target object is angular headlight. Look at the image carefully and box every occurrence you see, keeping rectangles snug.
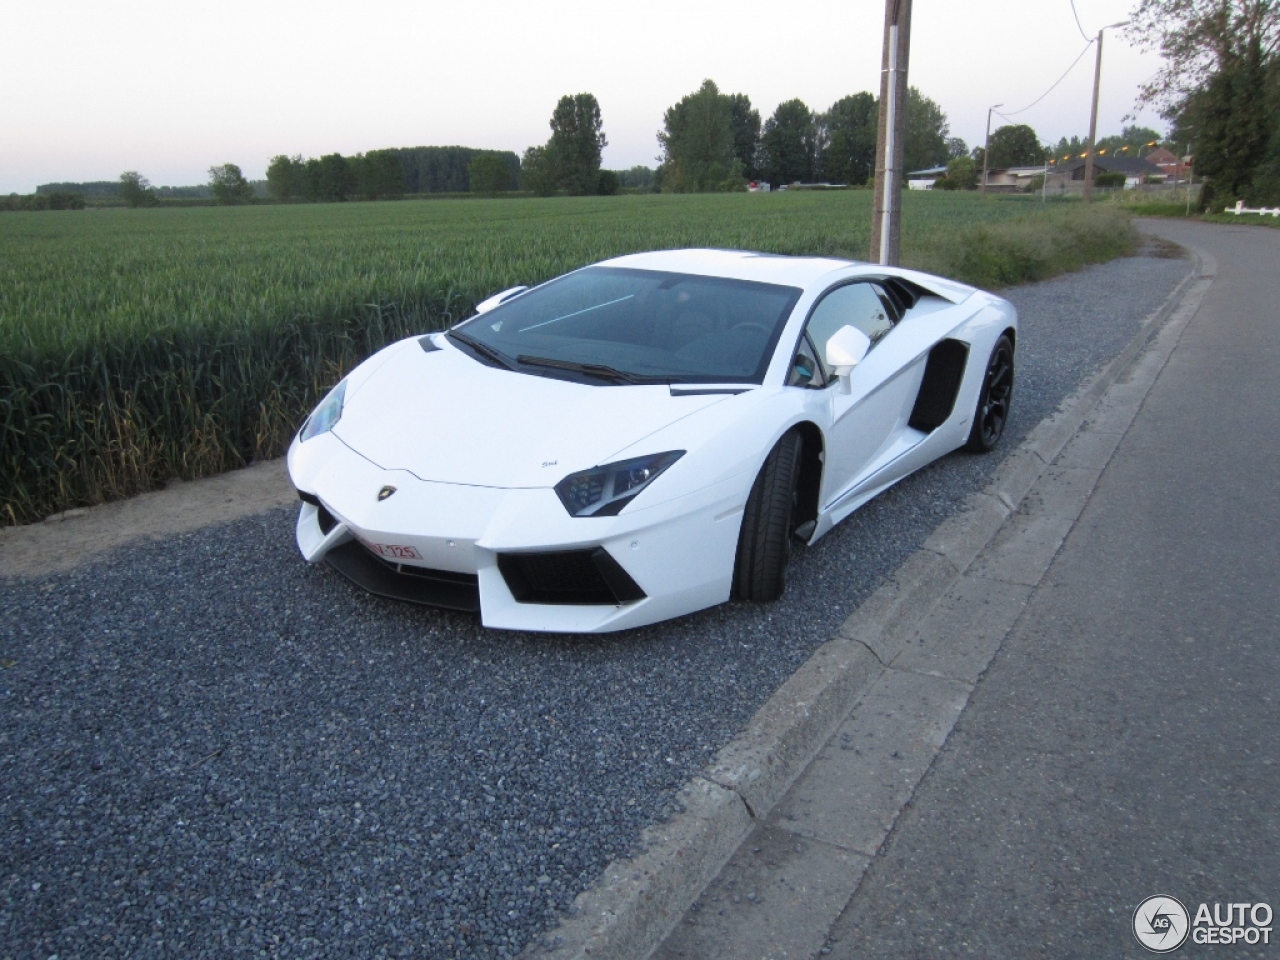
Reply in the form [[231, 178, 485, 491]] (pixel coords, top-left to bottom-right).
[[299, 380, 347, 442], [555, 451, 685, 517]]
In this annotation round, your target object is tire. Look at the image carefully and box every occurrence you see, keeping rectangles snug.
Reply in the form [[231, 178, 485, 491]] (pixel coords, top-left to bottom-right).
[[733, 430, 802, 602], [965, 334, 1014, 453]]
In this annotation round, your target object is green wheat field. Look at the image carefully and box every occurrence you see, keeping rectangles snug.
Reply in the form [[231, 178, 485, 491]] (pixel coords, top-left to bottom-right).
[[0, 191, 1135, 525]]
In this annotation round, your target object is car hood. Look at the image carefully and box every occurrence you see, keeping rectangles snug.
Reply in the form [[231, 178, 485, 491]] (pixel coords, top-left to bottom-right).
[[333, 338, 731, 488]]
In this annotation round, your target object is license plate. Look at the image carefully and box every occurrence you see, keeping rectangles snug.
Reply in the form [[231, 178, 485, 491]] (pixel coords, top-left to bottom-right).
[[361, 540, 422, 561]]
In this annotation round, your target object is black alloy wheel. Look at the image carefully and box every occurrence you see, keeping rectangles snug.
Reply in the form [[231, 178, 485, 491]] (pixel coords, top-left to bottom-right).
[[966, 334, 1014, 453]]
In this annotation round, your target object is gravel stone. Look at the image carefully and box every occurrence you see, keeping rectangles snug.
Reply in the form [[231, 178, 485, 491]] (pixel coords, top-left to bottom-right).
[[0, 248, 1191, 959]]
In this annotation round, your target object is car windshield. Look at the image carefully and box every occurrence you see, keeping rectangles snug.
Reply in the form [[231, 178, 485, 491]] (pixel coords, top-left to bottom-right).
[[452, 266, 802, 384]]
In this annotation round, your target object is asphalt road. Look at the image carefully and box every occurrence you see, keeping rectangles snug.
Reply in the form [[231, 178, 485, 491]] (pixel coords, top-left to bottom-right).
[[822, 221, 1280, 959], [0, 245, 1190, 960]]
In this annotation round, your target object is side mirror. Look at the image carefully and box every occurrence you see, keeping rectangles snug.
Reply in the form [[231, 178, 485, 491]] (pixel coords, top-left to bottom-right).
[[825, 325, 871, 393], [474, 285, 529, 315]]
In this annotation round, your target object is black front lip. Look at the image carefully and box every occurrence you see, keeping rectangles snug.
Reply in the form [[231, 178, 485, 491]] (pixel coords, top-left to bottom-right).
[[324, 541, 481, 613]]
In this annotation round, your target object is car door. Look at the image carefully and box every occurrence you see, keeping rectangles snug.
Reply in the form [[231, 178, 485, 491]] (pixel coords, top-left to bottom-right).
[[789, 281, 928, 511]]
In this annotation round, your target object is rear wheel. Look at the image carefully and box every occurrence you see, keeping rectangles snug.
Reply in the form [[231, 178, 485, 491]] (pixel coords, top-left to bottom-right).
[[733, 430, 802, 602], [965, 335, 1014, 453]]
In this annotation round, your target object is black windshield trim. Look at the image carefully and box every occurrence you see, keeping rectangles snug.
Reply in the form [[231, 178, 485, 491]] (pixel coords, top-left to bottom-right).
[[446, 330, 516, 370], [515, 354, 674, 385]]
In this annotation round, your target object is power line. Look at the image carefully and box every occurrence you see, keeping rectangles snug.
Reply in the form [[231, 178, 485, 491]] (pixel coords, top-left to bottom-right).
[[1068, 0, 1091, 41], [994, 40, 1095, 119]]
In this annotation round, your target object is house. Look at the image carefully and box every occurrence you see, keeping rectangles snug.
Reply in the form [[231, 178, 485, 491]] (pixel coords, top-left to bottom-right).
[[906, 165, 948, 189], [981, 165, 1051, 192], [1064, 155, 1163, 186], [1144, 147, 1193, 181]]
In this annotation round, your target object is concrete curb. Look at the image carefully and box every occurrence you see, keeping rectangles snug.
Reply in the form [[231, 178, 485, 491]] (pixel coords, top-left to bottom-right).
[[521, 250, 1209, 960]]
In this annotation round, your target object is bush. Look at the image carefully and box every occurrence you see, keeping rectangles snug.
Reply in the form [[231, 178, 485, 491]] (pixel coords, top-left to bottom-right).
[[597, 170, 620, 196], [1094, 172, 1126, 188], [0, 192, 85, 212]]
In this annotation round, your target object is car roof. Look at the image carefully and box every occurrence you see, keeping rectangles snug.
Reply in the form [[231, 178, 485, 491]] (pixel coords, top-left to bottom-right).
[[596, 248, 979, 304], [599, 248, 860, 288]]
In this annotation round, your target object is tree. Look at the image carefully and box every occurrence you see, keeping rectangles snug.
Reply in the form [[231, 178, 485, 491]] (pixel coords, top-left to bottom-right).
[[266, 155, 304, 201], [1095, 125, 1165, 156], [902, 87, 951, 173], [761, 98, 818, 185], [596, 169, 620, 195], [118, 171, 155, 207], [1129, 0, 1280, 202], [469, 152, 513, 194], [986, 124, 1044, 168], [316, 153, 355, 201], [658, 80, 743, 192], [947, 136, 969, 159], [208, 164, 252, 205], [1050, 135, 1087, 164], [820, 93, 878, 186], [354, 150, 404, 200], [946, 155, 978, 189], [547, 93, 608, 195], [520, 145, 559, 196], [301, 158, 324, 202], [617, 166, 657, 191], [728, 93, 762, 180]]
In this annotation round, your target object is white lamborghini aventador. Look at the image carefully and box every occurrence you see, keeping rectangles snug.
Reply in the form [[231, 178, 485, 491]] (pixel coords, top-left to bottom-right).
[[287, 248, 1017, 632]]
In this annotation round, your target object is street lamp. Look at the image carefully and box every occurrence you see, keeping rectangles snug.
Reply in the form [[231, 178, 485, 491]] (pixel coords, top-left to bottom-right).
[[980, 104, 1002, 197], [1082, 21, 1129, 202]]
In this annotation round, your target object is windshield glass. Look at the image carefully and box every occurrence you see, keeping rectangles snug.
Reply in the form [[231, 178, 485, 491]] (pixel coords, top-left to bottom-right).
[[452, 267, 802, 384]]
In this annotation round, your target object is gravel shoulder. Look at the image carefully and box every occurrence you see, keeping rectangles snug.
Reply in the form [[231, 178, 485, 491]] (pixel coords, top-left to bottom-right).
[[0, 245, 1192, 960]]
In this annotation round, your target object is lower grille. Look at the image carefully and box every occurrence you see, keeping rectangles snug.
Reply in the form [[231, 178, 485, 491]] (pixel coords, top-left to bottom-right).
[[324, 541, 480, 612], [498, 548, 646, 606]]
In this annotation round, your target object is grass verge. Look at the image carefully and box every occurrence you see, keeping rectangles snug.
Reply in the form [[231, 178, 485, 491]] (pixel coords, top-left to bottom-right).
[[1, 192, 1135, 525]]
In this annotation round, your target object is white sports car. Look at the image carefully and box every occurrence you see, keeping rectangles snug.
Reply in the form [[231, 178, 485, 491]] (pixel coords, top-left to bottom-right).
[[288, 249, 1016, 633]]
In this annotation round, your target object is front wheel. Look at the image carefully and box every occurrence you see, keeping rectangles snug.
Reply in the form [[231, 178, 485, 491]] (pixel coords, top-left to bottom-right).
[[733, 430, 802, 602], [965, 335, 1014, 453]]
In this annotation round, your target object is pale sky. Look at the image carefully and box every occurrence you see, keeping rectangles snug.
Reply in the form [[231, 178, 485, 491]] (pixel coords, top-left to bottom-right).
[[0, 0, 1166, 193]]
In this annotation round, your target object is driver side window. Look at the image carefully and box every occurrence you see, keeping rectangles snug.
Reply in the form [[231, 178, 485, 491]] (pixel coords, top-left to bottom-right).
[[789, 281, 894, 387]]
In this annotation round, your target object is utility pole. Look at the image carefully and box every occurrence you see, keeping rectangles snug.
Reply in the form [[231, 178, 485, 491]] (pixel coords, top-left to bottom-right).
[[1081, 21, 1128, 202], [870, 0, 911, 266], [980, 104, 1002, 197]]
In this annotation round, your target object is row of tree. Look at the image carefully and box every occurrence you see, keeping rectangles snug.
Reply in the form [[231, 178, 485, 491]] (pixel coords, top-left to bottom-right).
[[1131, 0, 1279, 205], [0, 191, 85, 212], [264, 147, 520, 202], [653, 80, 957, 192], [512, 81, 959, 196]]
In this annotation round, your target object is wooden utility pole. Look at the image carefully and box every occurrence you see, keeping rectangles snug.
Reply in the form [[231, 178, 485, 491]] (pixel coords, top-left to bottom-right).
[[1081, 29, 1105, 202], [1081, 22, 1126, 203], [870, 0, 912, 265]]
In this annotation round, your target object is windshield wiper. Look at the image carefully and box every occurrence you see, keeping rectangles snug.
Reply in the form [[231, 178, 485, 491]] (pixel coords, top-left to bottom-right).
[[447, 330, 516, 370], [516, 354, 669, 385]]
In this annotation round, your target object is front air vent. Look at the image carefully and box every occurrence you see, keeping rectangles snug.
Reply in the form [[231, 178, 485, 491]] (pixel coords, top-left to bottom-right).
[[498, 548, 646, 605]]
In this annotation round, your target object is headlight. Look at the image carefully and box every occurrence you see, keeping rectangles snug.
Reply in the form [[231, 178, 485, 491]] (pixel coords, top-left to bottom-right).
[[299, 380, 347, 442], [555, 451, 685, 517]]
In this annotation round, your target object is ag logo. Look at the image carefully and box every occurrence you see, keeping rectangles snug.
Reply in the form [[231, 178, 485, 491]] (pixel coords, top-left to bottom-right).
[[377, 485, 397, 502], [1134, 895, 1190, 953]]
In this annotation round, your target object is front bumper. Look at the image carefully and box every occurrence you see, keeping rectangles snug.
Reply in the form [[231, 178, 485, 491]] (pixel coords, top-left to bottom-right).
[[288, 434, 747, 633]]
